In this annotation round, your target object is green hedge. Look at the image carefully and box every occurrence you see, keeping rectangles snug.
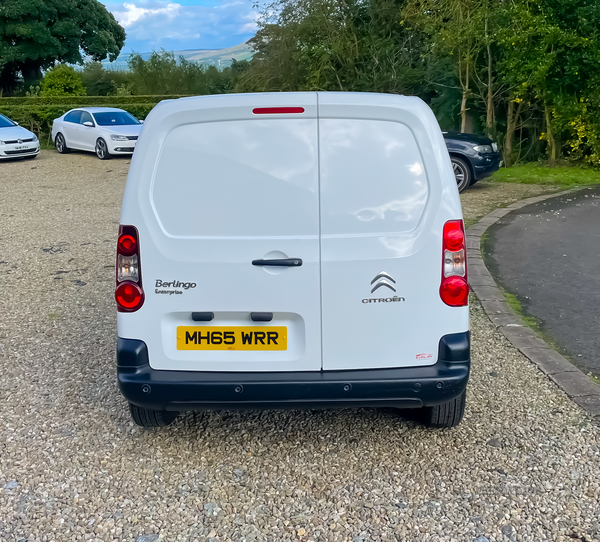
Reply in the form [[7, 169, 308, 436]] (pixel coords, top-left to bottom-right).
[[0, 95, 189, 106], [0, 95, 191, 143]]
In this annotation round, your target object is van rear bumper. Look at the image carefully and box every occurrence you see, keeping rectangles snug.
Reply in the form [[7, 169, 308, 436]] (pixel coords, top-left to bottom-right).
[[117, 333, 470, 411]]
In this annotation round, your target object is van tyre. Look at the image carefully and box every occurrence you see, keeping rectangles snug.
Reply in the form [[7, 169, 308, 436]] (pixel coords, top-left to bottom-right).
[[451, 157, 471, 193], [129, 403, 179, 427], [55, 133, 70, 154], [423, 390, 466, 428], [95, 138, 111, 160]]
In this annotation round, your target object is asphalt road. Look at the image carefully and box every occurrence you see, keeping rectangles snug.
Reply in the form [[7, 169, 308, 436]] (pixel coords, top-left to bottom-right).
[[485, 186, 600, 376]]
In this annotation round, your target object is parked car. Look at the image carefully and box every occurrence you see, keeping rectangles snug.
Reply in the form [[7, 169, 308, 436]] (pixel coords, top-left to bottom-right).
[[116, 93, 470, 429], [0, 114, 40, 160], [51, 107, 143, 160], [444, 132, 502, 192]]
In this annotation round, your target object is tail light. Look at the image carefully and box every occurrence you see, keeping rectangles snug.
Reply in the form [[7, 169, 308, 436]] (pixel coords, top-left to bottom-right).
[[116, 225, 144, 312], [440, 220, 469, 306]]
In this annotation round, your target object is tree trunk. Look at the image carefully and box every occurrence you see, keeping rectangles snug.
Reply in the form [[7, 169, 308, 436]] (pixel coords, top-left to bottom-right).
[[460, 62, 470, 133], [485, 19, 494, 136], [20, 61, 43, 84], [544, 104, 558, 166], [504, 99, 524, 168], [0, 63, 19, 94]]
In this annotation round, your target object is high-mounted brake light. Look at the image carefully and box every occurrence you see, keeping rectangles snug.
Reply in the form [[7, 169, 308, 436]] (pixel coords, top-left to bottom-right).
[[116, 225, 144, 312], [440, 220, 468, 306], [252, 107, 305, 115]]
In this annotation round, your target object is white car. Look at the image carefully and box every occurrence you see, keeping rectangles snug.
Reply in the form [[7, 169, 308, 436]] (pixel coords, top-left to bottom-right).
[[0, 114, 40, 160], [51, 107, 143, 160], [116, 93, 470, 429]]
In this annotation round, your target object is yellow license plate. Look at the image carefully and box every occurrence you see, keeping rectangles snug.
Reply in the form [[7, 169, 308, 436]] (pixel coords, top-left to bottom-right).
[[177, 326, 287, 351]]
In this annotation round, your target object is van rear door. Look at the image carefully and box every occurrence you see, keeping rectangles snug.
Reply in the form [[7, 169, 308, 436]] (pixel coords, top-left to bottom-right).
[[318, 93, 455, 370], [122, 94, 322, 372]]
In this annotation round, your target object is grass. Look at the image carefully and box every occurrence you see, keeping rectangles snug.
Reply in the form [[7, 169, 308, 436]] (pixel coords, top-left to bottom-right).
[[501, 290, 541, 331], [491, 162, 600, 187]]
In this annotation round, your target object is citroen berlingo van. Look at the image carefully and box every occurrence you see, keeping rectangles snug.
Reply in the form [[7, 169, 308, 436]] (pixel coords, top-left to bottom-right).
[[116, 92, 470, 428]]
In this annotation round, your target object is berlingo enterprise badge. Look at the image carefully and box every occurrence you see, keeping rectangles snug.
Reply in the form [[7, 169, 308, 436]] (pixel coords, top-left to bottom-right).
[[155, 279, 197, 295]]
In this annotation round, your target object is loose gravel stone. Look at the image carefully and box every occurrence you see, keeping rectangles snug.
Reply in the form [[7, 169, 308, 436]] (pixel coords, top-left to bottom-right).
[[1, 151, 600, 542], [460, 181, 557, 228]]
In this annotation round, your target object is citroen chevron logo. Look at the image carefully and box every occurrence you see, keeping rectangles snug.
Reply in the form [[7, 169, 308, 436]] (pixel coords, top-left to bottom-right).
[[370, 271, 396, 293]]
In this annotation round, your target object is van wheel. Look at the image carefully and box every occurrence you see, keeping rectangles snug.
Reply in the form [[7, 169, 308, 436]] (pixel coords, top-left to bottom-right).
[[95, 138, 111, 160], [451, 157, 471, 193], [129, 403, 179, 427], [55, 133, 70, 154], [423, 391, 466, 428]]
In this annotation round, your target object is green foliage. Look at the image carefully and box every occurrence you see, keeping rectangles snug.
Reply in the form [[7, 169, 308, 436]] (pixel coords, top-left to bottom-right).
[[0, 0, 125, 92], [237, 0, 427, 94], [40, 65, 86, 97], [81, 62, 133, 96], [127, 50, 239, 95], [25, 85, 40, 97]]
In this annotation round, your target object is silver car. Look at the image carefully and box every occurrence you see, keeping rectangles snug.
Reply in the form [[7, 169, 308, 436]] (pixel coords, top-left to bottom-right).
[[0, 114, 40, 160]]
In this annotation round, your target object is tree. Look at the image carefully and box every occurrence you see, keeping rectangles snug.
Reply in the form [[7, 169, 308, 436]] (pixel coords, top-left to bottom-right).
[[0, 0, 126, 92], [40, 64, 86, 96], [403, 0, 497, 133], [126, 50, 237, 95], [81, 61, 132, 96], [497, 0, 600, 165], [237, 0, 426, 95]]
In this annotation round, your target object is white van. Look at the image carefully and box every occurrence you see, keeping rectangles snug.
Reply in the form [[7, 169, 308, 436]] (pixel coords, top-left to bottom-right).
[[116, 92, 470, 428]]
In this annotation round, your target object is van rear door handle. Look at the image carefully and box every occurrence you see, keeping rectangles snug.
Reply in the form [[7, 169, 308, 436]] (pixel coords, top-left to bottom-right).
[[252, 258, 302, 267]]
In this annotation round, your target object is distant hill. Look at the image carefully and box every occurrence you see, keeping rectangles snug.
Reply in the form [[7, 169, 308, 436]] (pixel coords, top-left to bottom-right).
[[101, 42, 253, 71]]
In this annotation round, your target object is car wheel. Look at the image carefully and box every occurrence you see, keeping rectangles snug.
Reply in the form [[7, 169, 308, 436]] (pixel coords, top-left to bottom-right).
[[129, 403, 179, 427], [95, 138, 111, 160], [422, 390, 466, 428], [451, 157, 471, 193], [55, 133, 70, 154]]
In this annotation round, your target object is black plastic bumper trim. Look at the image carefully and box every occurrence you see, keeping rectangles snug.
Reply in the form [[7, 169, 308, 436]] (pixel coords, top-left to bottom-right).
[[438, 331, 470, 362], [117, 333, 470, 412]]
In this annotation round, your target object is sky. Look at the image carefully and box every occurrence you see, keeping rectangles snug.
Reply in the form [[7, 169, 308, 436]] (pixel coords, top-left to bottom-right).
[[100, 0, 259, 53]]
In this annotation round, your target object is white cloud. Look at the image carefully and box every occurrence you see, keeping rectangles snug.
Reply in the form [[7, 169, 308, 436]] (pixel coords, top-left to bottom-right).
[[113, 2, 182, 28], [103, 0, 258, 51], [238, 10, 258, 34]]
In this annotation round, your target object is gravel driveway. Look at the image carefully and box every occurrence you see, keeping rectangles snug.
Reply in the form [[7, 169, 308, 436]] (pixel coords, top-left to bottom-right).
[[1, 151, 599, 542]]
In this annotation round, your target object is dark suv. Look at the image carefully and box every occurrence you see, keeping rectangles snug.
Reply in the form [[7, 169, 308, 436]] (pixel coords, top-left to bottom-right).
[[444, 132, 502, 192]]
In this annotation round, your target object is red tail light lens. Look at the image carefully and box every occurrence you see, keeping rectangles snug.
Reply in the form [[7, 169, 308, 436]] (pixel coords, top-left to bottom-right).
[[443, 223, 464, 251], [116, 225, 144, 312], [115, 282, 144, 310], [440, 276, 469, 306], [440, 220, 468, 307], [118, 234, 137, 255]]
